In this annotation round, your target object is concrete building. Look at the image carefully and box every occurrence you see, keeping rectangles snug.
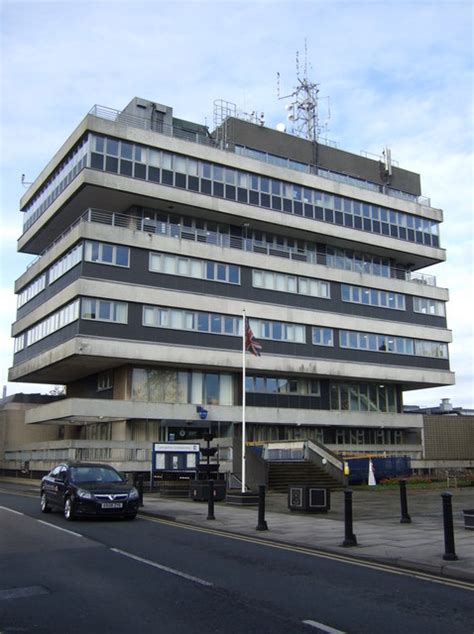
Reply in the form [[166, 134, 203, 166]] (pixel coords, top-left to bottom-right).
[[8, 96, 454, 471]]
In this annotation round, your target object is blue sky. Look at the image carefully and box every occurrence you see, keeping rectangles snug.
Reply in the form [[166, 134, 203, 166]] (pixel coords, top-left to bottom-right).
[[0, 0, 473, 406]]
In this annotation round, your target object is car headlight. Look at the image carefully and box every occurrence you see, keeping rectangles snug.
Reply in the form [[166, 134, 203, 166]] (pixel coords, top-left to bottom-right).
[[76, 488, 94, 500], [128, 487, 139, 500]]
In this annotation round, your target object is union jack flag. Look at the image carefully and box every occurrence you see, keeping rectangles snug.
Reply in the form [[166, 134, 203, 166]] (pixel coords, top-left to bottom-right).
[[245, 318, 262, 357]]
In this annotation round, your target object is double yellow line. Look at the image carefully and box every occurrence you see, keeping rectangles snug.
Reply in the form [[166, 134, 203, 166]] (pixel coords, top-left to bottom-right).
[[141, 514, 474, 593]]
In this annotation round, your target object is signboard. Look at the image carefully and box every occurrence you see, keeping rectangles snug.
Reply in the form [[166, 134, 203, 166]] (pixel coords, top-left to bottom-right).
[[151, 442, 201, 479], [153, 443, 200, 453]]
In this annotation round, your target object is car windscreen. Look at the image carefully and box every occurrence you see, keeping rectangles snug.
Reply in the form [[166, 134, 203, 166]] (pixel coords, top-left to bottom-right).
[[70, 466, 124, 484]]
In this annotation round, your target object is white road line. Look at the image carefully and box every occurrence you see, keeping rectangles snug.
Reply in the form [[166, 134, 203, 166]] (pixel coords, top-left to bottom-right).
[[0, 585, 50, 601], [302, 619, 346, 633], [36, 519, 83, 538], [0, 506, 24, 516], [111, 547, 213, 587]]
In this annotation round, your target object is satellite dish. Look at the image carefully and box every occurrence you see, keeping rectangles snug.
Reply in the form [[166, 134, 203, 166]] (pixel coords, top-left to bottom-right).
[[276, 123, 286, 132]]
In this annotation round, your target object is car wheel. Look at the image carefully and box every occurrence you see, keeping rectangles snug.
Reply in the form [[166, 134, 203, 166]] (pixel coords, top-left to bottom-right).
[[64, 496, 75, 521], [40, 492, 52, 513], [124, 513, 137, 521]]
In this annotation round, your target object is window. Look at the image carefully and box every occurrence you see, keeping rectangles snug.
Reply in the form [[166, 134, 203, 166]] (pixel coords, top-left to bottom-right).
[[84, 241, 129, 267], [413, 296, 445, 317], [97, 372, 113, 391], [14, 334, 25, 353], [312, 327, 334, 346], [81, 299, 128, 323]]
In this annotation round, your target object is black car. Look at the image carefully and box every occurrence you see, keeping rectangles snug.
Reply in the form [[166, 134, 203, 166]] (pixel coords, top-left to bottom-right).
[[40, 462, 140, 520]]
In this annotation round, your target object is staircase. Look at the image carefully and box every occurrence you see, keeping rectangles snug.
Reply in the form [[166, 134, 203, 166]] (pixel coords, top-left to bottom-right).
[[267, 460, 343, 492]]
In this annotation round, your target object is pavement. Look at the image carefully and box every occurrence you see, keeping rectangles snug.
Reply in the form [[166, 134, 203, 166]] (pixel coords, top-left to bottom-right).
[[2, 477, 473, 582]]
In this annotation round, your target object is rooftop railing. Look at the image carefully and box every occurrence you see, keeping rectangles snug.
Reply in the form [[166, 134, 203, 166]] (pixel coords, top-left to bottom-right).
[[27, 208, 437, 287], [89, 104, 432, 208]]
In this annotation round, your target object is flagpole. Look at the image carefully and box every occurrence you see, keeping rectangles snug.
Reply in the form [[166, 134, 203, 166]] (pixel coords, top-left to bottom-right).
[[242, 309, 246, 493]]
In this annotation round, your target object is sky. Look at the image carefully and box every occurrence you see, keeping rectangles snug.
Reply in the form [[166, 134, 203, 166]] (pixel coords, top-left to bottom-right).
[[0, 0, 473, 407]]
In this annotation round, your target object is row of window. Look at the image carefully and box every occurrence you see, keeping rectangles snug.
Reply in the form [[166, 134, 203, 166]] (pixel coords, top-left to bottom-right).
[[18, 241, 127, 309], [18, 244, 84, 308], [149, 252, 240, 284], [329, 382, 397, 412], [19, 236, 446, 328], [24, 138, 89, 231], [245, 424, 411, 445], [236, 145, 421, 206], [131, 368, 233, 406], [82, 298, 128, 323], [85, 241, 130, 267], [14, 300, 80, 350], [339, 330, 448, 359], [14, 295, 449, 361], [332, 428, 405, 445], [49, 244, 84, 284], [341, 284, 406, 311], [17, 274, 46, 308], [252, 270, 330, 299], [131, 366, 396, 414], [90, 134, 441, 248], [245, 376, 320, 396], [142, 306, 307, 343], [140, 208, 396, 281]]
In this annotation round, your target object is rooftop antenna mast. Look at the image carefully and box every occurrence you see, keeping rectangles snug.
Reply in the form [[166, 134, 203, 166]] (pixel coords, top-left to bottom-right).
[[277, 40, 329, 154]]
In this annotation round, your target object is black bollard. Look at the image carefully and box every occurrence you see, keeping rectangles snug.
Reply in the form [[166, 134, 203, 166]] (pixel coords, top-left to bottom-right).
[[207, 479, 215, 520], [256, 484, 268, 531], [137, 474, 144, 507], [399, 479, 411, 523], [342, 488, 357, 547], [441, 492, 458, 561]]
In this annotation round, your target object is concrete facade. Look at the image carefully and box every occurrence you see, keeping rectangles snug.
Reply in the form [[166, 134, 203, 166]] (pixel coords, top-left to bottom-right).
[[7, 96, 455, 470]]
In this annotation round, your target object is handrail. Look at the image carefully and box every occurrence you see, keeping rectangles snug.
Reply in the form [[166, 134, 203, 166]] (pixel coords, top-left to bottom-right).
[[25, 207, 438, 287], [305, 439, 344, 471]]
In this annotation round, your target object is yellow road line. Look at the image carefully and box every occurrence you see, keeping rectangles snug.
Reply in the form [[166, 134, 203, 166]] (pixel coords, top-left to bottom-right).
[[140, 514, 474, 592], [1, 488, 471, 592]]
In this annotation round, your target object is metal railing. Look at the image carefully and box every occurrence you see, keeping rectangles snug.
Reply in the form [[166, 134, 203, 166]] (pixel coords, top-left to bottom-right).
[[4, 440, 152, 469], [26, 207, 437, 287], [89, 105, 215, 148]]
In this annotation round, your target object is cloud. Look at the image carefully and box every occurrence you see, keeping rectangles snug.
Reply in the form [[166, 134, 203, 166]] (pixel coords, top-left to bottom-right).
[[1, 0, 473, 406]]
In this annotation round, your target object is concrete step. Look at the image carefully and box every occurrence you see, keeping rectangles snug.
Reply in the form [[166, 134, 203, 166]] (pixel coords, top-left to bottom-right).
[[267, 460, 343, 492]]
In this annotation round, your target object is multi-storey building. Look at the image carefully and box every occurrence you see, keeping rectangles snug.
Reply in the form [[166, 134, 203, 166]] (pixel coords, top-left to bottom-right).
[[9, 97, 454, 461]]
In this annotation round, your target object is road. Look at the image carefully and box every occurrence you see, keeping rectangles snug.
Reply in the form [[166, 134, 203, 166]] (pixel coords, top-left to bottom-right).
[[1, 489, 473, 634]]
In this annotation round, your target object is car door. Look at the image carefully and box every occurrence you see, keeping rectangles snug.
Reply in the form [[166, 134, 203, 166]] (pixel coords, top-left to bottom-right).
[[43, 466, 61, 507], [50, 465, 68, 508]]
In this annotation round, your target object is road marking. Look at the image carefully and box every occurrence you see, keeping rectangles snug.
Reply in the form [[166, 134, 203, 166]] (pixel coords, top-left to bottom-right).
[[0, 585, 50, 601], [111, 547, 213, 587], [37, 519, 83, 538], [140, 515, 474, 592], [0, 505, 24, 516], [302, 619, 346, 633]]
